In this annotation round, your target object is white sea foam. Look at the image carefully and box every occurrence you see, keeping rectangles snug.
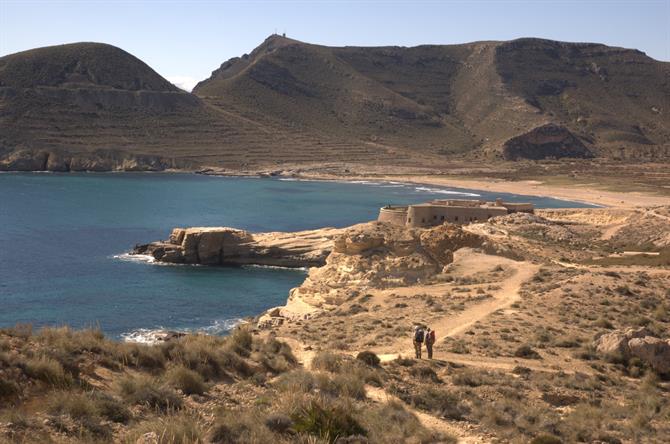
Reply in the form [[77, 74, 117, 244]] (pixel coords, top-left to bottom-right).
[[121, 318, 246, 344], [113, 253, 155, 263], [242, 264, 308, 272], [414, 186, 480, 197]]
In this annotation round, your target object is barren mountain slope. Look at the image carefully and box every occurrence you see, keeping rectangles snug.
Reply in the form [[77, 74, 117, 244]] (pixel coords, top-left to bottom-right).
[[196, 35, 670, 162], [2, 37, 668, 171]]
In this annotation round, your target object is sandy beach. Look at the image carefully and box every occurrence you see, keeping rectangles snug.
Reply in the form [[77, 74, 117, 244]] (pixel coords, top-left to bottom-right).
[[294, 171, 670, 208]]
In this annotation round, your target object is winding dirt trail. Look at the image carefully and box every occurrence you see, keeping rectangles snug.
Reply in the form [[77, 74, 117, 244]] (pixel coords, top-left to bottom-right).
[[374, 257, 540, 364], [277, 254, 545, 443]]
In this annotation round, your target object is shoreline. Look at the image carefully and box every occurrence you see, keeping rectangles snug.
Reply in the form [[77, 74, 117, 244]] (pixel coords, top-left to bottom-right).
[[6, 167, 670, 208], [288, 172, 670, 209]]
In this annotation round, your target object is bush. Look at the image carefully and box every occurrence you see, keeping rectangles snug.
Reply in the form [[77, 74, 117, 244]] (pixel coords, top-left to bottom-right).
[[292, 399, 367, 442], [24, 356, 73, 387], [356, 351, 380, 367], [128, 413, 204, 444], [91, 392, 131, 423], [48, 391, 97, 421], [209, 410, 276, 443], [452, 368, 493, 387], [514, 345, 541, 359], [229, 326, 253, 356], [264, 413, 294, 434], [118, 375, 182, 412], [47, 391, 112, 439], [167, 365, 208, 395], [0, 379, 21, 400], [406, 387, 469, 420], [530, 435, 563, 444], [409, 365, 440, 383], [313, 351, 343, 372], [128, 343, 166, 371]]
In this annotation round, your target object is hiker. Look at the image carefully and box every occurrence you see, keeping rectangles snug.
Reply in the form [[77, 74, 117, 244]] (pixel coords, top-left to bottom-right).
[[425, 327, 436, 359], [413, 325, 425, 359]]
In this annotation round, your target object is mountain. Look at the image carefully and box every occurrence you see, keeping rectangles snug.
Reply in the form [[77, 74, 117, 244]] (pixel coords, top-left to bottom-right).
[[196, 35, 670, 162], [1, 37, 668, 171]]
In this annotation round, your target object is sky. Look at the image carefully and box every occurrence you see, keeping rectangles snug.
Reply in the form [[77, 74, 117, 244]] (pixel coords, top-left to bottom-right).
[[1, 0, 669, 91]]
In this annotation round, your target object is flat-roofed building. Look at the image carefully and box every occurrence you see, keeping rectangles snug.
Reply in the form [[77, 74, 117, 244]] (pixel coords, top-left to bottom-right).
[[378, 198, 534, 228]]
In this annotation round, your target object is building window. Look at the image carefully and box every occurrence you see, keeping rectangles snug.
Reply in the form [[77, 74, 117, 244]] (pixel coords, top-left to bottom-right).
[[408, 218, 412, 223], [422, 218, 426, 223], [488, 214, 492, 219], [441, 216, 445, 220], [454, 216, 458, 221], [433, 215, 437, 220]]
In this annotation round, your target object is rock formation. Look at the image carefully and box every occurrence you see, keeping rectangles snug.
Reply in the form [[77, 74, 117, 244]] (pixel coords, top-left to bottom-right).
[[133, 226, 343, 268], [286, 222, 484, 311], [594, 327, 670, 375]]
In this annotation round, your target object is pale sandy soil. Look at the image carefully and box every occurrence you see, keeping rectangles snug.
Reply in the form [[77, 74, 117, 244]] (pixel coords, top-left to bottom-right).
[[297, 172, 670, 208]]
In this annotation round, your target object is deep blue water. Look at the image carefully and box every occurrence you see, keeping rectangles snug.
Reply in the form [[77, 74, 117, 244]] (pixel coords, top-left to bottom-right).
[[0, 173, 595, 339]]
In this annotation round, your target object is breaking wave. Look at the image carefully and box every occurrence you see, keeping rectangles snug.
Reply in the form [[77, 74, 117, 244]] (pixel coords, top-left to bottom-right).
[[413, 186, 480, 197], [121, 318, 245, 344]]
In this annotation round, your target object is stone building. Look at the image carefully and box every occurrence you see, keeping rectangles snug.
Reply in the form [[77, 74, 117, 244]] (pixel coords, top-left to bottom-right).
[[378, 198, 534, 228]]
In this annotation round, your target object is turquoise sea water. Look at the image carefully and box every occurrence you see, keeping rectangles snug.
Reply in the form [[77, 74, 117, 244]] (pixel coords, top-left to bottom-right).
[[0, 173, 595, 339]]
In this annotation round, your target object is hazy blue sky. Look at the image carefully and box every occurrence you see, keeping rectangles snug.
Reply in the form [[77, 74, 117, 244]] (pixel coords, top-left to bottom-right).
[[2, 0, 669, 91]]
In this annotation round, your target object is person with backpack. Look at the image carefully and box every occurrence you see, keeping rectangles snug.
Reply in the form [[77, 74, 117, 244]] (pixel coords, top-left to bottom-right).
[[413, 325, 425, 359], [425, 327, 436, 359]]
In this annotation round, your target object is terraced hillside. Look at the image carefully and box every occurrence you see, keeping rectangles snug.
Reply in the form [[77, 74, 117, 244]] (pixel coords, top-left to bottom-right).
[[1, 36, 669, 171], [196, 35, 670, 162]]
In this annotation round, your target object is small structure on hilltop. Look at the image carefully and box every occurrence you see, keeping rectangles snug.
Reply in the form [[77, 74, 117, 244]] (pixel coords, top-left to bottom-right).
[[378, 198, 534, 228]]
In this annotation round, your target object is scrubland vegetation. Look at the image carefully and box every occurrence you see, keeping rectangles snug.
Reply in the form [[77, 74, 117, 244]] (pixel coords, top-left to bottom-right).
[[0, 325, 446, 443]]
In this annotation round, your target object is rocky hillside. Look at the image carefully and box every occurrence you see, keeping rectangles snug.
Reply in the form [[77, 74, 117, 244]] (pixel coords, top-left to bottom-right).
[[2, 37, 668, 171], [196, 35, 670, 162]]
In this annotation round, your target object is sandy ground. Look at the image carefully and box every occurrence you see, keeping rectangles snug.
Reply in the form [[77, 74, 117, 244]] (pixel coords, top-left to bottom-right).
[[297, 172, 670, 208]]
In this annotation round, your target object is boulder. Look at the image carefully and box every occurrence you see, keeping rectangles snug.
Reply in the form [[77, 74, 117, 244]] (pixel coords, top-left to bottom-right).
[[628, 337, 670, 375], [594, 327, 651, 358]]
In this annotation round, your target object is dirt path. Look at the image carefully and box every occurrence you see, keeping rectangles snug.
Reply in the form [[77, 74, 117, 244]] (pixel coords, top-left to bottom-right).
[[365, 385, 490, 444], [374, 258, 540, 363]]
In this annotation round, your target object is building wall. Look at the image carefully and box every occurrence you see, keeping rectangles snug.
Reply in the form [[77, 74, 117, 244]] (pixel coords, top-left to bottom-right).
[[405, 205, 508, 227], [378, 207, 408, 226]]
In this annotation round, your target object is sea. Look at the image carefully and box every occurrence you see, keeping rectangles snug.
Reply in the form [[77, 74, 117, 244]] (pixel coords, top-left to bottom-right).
[[0, 173, 596, 341]]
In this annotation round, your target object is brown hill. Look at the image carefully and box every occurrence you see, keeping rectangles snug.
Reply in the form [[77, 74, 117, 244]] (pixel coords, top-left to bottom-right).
[[1, 37, 668, 171], [196, 35, 670, 162]]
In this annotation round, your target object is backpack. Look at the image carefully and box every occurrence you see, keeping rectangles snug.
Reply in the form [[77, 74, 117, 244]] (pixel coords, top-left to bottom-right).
[[414, 328, 424, 343]]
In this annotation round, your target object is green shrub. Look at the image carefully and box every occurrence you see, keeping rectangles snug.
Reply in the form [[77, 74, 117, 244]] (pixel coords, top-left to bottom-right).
[[128, 413, 204, 444], [0, 379, 21, 400], [118, 375, 182, 412], [91, 392, 131, 423], [128, 343, 166, 371], [24, 356, 73, 387], [209, 410, 276, 443], [452, 368, 493, 387], [409, 365, 440, 382], [356, 351, 380, 367], [47, 391, 112, 439], [405, 387, 469, 420], [229, 326, 253, 356], [275, 370, 316, 394], [264, 413, 294, 434], [530, 435, 563, 444], [313, 351, 343, 372], [514, 345, 541, 359], [291, 399, 367, 443], [168, 365, 208, 395]]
